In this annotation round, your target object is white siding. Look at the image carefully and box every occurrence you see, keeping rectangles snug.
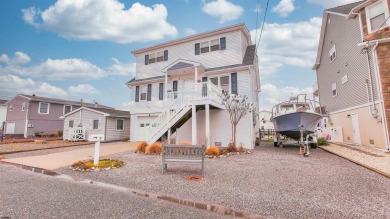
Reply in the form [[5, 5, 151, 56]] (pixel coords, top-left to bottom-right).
[[237, 71, 251, 101], [105, 117, 130, 141], [63, 110, 105, 141], [0, 105, 7, 126], [135, 31, 244, 79]]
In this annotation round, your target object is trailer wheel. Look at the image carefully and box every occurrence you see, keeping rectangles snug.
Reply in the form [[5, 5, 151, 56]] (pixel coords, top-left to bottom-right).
[[310, 143, 318, 149]]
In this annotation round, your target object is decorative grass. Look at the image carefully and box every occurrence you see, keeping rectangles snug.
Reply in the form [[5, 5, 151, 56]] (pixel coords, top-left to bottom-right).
[[70, 159, 124, 171], [205, 146, 220, 156], [146, 142, 162, 155], [135, 141, 148, 153], [317, 138, 329, 146]]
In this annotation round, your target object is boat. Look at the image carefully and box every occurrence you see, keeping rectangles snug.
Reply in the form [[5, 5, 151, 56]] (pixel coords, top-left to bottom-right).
[[271, 94, 323, 153]]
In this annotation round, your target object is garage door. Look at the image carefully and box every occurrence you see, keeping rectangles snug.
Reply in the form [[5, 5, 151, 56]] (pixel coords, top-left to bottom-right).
[[136, 116, 157, 141]]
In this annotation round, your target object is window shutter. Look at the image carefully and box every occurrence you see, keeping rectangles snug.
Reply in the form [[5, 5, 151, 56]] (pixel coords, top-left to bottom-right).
[[173, 80, 178, 91], [159, 83, 164, 100], [147, 84, 152, 101], [220, 37, 226, 50], [195, 43, 200, 55], [164, 50, 168, 61], [135, 86, 140, 102], [231, 73, 237, 95], [145, 55, 149, 65]]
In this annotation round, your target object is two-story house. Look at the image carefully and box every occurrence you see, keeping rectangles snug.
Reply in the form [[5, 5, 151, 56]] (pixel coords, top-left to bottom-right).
[[126, 23, 260, 149], [5, 94, 113, 138], [313, 1, 390, 150]]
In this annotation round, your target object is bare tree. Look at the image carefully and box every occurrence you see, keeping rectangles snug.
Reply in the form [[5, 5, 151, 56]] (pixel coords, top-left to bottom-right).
[[220, 93, 252, 150]]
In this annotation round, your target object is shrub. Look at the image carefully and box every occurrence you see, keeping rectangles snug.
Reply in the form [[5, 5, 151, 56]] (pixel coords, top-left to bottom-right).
[[227, 143, 237, 152], [49, 133, 57, 137], [58, 130, 63, 137], [317, 138, 329, 146], [205, 146, 220, 156], [179, 141, 192, 145], [146, 142, 162, 155], [135, 141, 148, 153]]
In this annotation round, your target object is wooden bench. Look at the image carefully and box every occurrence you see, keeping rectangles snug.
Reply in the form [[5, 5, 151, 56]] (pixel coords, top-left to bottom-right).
[[162, 144, 205, 177]]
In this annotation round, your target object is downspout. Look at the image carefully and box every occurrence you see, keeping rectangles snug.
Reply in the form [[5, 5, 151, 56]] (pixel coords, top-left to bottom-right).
[[24, 102, 30, 138], [363, 46, 378, 118]]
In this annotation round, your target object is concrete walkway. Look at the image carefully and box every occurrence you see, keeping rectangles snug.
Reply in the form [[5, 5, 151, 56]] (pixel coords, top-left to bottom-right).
[[320, 143, 390, 178], [3, 142, 138, 170]]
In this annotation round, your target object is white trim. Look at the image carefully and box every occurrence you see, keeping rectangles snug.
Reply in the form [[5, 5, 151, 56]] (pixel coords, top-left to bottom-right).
[[61, 107, 110, 118], [140, 85, 148, 102], [116, 119, 124, 131], [93, 119, 99, 130], [22, 102, 26, 111], [324, 11, 348, 17], [63, 105, 72, 115], [24, 102, 29, 138], [38, 102, 50, 114], [69, 120, 74, 128], [329, 102, 379, 115]]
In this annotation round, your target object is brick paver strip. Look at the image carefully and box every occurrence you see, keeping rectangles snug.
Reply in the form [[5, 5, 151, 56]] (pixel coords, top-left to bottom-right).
[[319, 146, 390, 179]]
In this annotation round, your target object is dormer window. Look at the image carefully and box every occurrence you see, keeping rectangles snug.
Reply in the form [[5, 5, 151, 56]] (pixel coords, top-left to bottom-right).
[[365, 0, 389, 33], [201, 41, 209, 53], [145, 50, 168, 65]]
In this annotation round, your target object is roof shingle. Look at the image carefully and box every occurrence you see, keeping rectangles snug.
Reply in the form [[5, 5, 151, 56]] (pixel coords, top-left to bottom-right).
[[325, 1, 364, 15]]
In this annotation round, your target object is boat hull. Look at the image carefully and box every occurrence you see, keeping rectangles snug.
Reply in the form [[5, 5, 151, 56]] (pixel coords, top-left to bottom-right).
[[272, 112, 322, 140]]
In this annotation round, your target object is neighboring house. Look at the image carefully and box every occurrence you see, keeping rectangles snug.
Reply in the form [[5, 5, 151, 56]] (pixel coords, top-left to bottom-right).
[[0, 99, 7, 133], [313, 1, 390, 150], [259, 110, 274, 130], [126, 23, 260, 149], [61, 107, 130, 142], [5, 94, 113, 138]]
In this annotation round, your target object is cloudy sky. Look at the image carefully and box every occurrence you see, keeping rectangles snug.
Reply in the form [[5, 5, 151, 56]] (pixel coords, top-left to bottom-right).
[[0, 0, 359, 110]]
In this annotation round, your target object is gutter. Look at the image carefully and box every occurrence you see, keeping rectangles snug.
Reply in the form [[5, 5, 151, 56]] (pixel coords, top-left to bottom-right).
[[347, 0, 379, 19]]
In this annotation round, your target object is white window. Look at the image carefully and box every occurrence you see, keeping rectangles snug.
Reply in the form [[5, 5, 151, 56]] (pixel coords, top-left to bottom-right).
[[341, 75, 348, 84], [63, 105, 72, 115], [220, 76, 230, 93], [366, 0, 389, 33], [201, 41, 209, 53], [69, 120, 74, 128], [157, 51, 164, 62], [148, 53, 156, 64], [116, 119, 124, 131], [22, 103, 26, 111], [9, 104, 12, 111], [93, 119, 99, 130], [332, 83, 337, 97], [140, 86, 147, 101], [329, 44, 336, 62], [210, 39, 220, 51], [38, 102, 50, 114]]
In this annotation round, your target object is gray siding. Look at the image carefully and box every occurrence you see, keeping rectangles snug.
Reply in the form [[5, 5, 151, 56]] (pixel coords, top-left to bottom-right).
[[63, 110, 106, 141], [105, 117, 130, 141], [316, 13, 379, 113]]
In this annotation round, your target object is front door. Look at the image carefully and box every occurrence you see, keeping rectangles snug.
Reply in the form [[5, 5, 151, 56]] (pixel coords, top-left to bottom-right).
[[6, 122, 15, 134], [351, 113, 361, 144]]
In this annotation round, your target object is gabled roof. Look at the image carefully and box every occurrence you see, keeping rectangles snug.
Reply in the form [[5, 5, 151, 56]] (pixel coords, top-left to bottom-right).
[[16, 94, 113, 109], [61, 106, 130, 118], [126, 75, 166, 85], [326, 1, 364, 15], [131, 23, 252, 55]]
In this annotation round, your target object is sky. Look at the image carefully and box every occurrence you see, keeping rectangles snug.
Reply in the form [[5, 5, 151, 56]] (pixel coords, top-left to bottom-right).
[[0, 0, 360, 110]]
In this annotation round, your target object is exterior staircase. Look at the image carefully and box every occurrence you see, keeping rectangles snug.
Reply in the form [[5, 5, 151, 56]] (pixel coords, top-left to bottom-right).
[[146, 82, 223, 145]]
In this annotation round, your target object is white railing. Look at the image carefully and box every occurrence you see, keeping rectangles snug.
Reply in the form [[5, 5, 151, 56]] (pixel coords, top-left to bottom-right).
[[147, 81, 223, 142], [68, 127, 85, 141]]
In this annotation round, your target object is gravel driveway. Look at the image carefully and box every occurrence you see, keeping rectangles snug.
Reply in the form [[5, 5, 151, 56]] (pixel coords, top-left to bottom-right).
[[54, 142, 390, 218]]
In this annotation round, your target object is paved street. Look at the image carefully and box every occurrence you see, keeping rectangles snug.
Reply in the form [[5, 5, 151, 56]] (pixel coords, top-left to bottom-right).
[[0, 164, 230, 218]]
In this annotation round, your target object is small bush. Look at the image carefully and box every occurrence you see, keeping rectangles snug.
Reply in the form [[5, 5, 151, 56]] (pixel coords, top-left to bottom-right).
[[317, 138, 329, 146], [227, 143, 237, 152], [58, 130, 63, 137], [49, 133, 57, 137], [135, 141, 148, 153], [205, 146, 220, 156], [146, 142, 162, 155], [179, 141, 192, 145]]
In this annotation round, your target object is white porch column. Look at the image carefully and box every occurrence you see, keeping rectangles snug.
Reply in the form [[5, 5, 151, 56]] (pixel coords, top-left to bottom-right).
[[205, 104, 210, 147], [164, 71, 168, 107], [167, 128, 171, 144], [194, 66, 198, 83], [192, 105, 197, 144]]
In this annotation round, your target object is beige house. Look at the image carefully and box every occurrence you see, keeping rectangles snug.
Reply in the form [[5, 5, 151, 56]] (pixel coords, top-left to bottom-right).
[[313, 1, 390, 151]]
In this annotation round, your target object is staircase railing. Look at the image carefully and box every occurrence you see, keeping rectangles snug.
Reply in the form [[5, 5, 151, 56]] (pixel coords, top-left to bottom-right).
[[146, 81, 223, 142]]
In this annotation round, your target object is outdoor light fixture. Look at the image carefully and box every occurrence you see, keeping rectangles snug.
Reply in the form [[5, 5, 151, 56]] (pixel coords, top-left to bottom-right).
[[347, 114, 351, 118]]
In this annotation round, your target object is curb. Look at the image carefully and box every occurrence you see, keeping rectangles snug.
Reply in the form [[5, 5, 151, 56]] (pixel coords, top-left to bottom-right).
[[0, 160, 59, 176], [319, 146, 390, 179], [0, 142, 93, 155], [0, 160, 263, 219]]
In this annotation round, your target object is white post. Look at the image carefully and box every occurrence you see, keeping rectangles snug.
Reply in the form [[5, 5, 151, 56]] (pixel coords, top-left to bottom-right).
[[192, 105, 197, 144], [194, 66, 198, 83], [164, 71, 168, 107], [94, 140, 100, 165], [167, 128, 171, 144], [205, 104, 210, 147]]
